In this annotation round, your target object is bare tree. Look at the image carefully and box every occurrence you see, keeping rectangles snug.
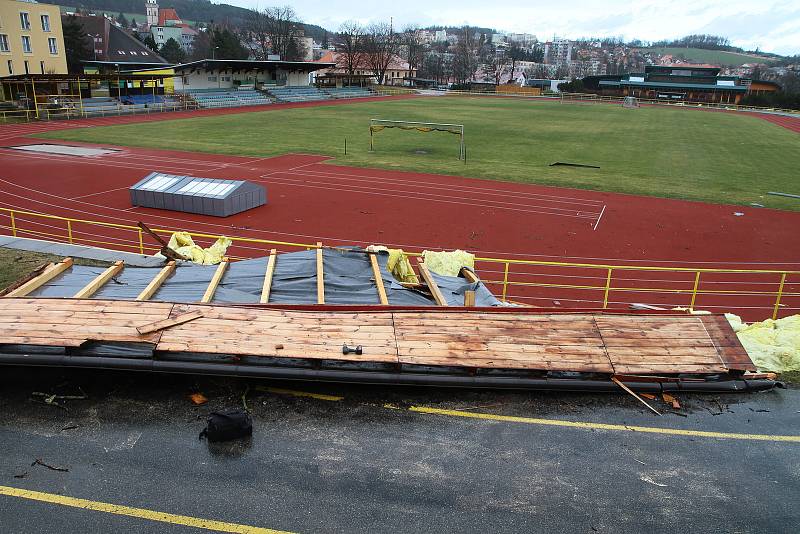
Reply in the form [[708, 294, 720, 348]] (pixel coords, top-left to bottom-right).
[[243, 8, 271, 59], [507, 42, 526, 84], [402, 26, 425, 74], [452, 26, 478, 85], [266, 6, 307, 61], [364, 21, 401, 85], [335, 20, 365, 84]]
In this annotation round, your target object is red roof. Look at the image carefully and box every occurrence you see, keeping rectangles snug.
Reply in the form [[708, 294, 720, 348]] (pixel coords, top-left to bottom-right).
[[158, 8, 181, 26]]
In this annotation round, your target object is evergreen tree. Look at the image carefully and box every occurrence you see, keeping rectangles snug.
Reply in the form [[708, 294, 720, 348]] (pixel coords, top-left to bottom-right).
[[131, 18, 137, 29], [210, 27, 249, 59], [321, 30, 329, 49], [159, 38, 186, 64], [62, 15, 93, 73], [117, 12, 128, 28], [143, 33, 159, 53]]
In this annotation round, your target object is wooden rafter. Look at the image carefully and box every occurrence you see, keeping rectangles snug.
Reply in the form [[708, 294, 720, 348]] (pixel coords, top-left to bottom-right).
[[73, 261, 124, 299], [316, 242, 325, 304], [417, 260, 448, 306], [460, 266, 480, 283], [260, 249, 277, 304], [463, 290, 476, 307], [200, 257, 228, 303], [5, 258, 74, 297], [136, 261, 176, 301], [369, 253, 389, 305]]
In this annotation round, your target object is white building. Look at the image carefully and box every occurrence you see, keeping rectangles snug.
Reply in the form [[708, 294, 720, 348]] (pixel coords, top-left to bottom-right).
[[544, 39, 573, 65], [145, 0, 158, 27]]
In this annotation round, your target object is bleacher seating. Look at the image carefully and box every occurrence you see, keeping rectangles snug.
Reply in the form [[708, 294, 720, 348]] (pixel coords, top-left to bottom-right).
[[179, 88, 273, 109], [267, 86, 376, 103], [60, 95, 183, 116]]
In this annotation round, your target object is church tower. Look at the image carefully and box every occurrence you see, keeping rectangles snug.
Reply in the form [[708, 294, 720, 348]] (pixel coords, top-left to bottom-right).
[[145, 0, 159, 27]]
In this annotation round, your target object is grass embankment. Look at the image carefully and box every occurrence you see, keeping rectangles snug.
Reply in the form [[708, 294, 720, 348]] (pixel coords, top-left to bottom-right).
[[37, 96, 800, 210]]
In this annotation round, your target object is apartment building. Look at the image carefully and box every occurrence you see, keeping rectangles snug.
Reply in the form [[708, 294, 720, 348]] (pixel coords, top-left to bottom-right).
[[0, 0, 67, 76]]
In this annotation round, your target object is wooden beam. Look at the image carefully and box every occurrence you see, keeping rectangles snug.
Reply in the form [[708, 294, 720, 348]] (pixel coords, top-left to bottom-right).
[[611, 376, 661, 416], [73, 261, 124, 299], [369, 253, 389, 305], [136, 261, 176, 301], [316, 242, 324, 304], [260, 249, 277, 304], [200, 257, 228, 303], [463, 290, 476, 307], [417, 260, 448, 306], [460, 267, 480, 283], [5, 258, 73, 298], [137, 309, 203, 335]]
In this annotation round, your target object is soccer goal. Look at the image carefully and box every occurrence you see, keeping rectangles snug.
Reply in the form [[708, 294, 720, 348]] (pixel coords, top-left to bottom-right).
[[622, 96, 640, 109], [369, 119, 465, 160]]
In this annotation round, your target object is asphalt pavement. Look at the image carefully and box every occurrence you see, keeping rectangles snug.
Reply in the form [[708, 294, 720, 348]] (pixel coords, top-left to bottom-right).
[[1, 367, 798, 533]]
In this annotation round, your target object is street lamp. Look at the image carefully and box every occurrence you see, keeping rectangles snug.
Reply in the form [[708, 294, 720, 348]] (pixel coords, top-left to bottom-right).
[[212, 46, 219, 60]]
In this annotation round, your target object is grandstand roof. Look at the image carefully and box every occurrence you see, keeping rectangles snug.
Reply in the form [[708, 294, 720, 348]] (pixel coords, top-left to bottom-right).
[[172, 59, 335, 73]]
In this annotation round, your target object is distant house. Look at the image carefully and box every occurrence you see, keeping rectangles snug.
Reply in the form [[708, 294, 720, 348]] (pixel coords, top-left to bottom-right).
[[75, 13, 168, 71], [146, 1, 196, 52], [315, 51, 416, 86]]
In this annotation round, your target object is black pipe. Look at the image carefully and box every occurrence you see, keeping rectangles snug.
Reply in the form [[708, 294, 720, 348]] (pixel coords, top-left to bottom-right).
[[0, 353, 782, 393]]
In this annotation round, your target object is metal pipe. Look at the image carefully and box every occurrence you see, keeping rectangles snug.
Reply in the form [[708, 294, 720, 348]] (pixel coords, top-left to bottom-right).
[[0, 353, 782, 393]]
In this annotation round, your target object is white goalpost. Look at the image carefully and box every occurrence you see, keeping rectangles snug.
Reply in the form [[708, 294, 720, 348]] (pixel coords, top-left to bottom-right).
[[369, 119, 465, 160], [622, 96, 640, 109]]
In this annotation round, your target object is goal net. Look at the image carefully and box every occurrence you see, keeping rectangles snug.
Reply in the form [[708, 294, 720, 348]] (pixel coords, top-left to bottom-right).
[[622, 96, 639, 109], [369, 119, 465, 160]]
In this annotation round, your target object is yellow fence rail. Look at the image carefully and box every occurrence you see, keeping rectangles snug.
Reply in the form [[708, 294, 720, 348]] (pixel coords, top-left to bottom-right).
[[0, 207, 797, 319]]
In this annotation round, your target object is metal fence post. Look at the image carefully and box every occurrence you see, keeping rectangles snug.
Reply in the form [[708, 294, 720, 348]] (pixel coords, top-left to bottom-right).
[[138, 228, 144, 254], [501, 262, 510, 302], [602, 268, 613, 308], [689, 271, 701, 310], [772, 273, 787, 320], [67, 220, 73, 243], [10, 211, 17, 237]]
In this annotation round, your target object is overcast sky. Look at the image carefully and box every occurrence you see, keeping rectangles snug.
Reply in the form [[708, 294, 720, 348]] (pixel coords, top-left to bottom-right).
[[223, 0, 800, 55]]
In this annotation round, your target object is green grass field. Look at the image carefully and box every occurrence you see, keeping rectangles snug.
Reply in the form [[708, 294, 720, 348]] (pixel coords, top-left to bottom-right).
[[644, 47, 775, 67], [37, 96, 800, 210]]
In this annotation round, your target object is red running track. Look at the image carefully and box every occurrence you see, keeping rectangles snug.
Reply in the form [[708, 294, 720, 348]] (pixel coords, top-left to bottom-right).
[[0, 99, 798, 320]]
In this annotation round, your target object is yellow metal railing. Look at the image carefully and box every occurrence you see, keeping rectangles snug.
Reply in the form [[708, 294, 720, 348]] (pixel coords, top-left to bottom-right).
[[0, 207, 797, 318]]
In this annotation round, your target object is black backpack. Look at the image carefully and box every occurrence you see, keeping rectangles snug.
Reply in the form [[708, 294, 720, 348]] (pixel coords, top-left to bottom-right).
[[199, 409, 253, 442]]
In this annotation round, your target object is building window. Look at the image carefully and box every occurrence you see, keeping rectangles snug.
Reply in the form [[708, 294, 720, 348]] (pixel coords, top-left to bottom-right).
[[7, 60, 12, 75], [20, 12, 30, 30], [24, 60, 29, 74], [0, 34, 9, 52], [48, 37, 57, 54], [21, 35, 31, 53], [40, 14, 50, 32], [40, 60, 44, 74], [208, 76, 217, 82]]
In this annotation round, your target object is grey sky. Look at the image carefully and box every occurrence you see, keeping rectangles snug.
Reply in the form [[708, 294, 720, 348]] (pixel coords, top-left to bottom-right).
[[223, 0, 800, 55]]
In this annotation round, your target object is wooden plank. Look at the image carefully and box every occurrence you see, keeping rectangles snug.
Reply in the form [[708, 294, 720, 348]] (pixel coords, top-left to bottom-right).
[[316, 242, 324, 304], [370, 253, 389, 305], [136, 310, 203, 335], [460, 267, 480, 283], [260, 249, 277, 304], [416, 260, 448, 306], [136, 261, 176, 301], [5, 258, 73, 297], [156, 340, 399, 363], [200, 258, 228, 303], [463, 290, 475, 307], [611, 376, 661, 415], [697, 315, 756, 371], [73, 261, 124, 299]]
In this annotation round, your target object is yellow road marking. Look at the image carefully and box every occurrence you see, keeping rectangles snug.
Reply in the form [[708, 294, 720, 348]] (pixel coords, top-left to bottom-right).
[[259, 386, 344, 402], [407, 406, 800, 443], [0, 485, 294, 534]]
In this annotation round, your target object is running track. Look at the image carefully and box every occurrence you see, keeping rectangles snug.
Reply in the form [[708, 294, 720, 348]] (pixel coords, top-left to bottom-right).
[[0, 97, 798, 319]]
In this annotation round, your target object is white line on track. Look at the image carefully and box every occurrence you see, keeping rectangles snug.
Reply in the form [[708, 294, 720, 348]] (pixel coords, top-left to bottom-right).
[[269, 168, 603, 209], [285, 167, 605, 205], [0, 186, 798, 267], [593, 205, 607, 231]]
